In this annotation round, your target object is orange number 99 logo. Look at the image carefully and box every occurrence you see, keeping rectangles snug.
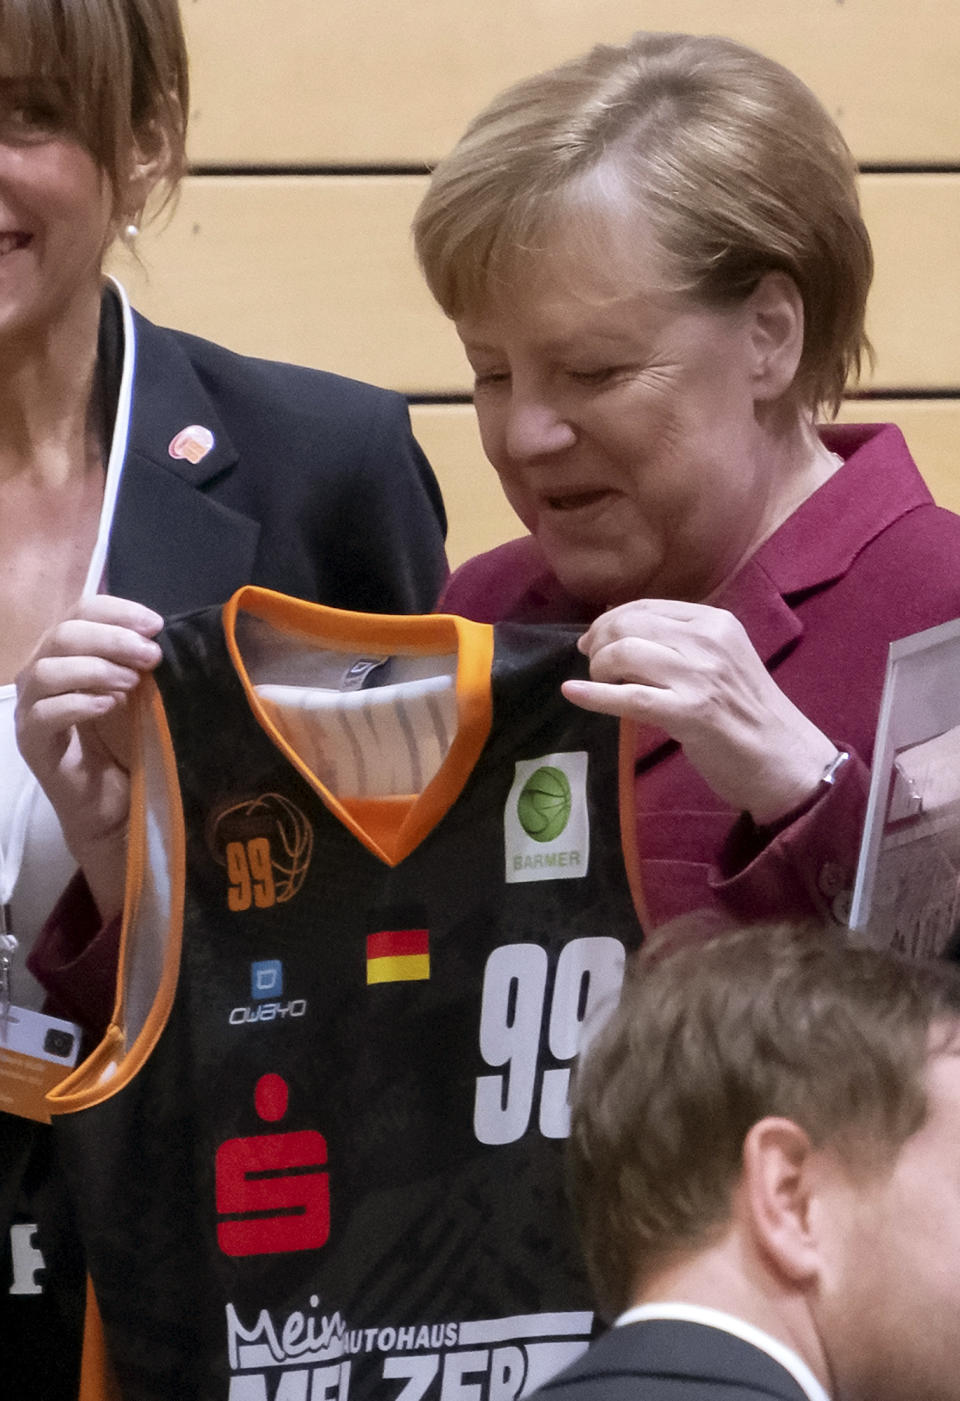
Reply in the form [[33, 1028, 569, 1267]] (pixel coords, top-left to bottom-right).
[[226, 837, 276, 911]]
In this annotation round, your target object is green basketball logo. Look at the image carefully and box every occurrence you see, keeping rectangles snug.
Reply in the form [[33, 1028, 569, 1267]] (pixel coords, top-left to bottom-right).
[[517, 766, 572, 842]]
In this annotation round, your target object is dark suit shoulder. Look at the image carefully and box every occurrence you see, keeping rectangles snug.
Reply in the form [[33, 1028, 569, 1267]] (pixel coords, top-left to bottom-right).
[[540, 1375, 795, 1401], [138, 314, 409, 430], [531, 1322, 809, 1401]]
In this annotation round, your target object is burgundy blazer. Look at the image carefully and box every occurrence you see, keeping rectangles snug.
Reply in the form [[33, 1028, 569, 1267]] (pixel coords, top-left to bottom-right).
[[440, 424, 960, 928]]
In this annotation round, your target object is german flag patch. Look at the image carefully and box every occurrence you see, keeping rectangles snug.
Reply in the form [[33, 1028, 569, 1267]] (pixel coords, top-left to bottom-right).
[[366, 929, 430, 984]]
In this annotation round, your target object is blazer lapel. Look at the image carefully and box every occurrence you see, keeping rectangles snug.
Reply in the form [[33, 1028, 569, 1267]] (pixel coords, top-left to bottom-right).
[[105, 312, 261, 616]]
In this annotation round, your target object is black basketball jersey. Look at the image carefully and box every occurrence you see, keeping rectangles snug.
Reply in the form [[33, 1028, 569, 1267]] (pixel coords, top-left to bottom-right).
[[50, 587, 644, 1401], [0, 1117, 86, 1399]]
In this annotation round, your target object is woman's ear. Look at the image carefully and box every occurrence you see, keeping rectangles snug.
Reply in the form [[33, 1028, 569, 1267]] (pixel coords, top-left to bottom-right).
[[117, 116, 176, 232], [745, 271, 805, 402]]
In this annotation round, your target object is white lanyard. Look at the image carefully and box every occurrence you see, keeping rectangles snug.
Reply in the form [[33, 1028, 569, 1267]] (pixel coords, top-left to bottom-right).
[[0, 278, 137, 957], [84, 276, 137, 605]]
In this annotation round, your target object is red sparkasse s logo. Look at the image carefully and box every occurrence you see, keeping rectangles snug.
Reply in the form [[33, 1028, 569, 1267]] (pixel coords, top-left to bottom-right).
[[216, 1073, 329, 1256]]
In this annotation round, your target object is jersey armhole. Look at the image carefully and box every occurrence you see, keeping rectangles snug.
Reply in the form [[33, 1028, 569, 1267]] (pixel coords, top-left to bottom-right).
[[48, 677, 186, 1112]]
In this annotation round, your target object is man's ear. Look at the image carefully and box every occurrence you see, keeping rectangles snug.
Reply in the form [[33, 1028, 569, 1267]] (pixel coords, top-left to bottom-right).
[[740, 1116, 823, 1285], [744, 271, 805, 403]]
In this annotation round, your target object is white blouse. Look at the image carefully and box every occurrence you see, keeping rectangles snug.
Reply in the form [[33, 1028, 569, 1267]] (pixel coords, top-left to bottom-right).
[[0, 278, 136, 1011]]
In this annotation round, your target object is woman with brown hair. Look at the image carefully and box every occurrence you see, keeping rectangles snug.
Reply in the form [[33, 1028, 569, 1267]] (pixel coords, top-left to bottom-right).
[[414, 30, 960, 930], [1, 1, 444, 1391]]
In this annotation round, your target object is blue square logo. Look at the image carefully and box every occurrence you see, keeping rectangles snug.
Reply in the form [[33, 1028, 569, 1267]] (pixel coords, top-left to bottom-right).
[[251, 960, 283, 1000]]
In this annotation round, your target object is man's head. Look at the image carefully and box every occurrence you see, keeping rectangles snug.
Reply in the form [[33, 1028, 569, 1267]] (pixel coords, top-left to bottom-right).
[[571, 918, 960, 1400]]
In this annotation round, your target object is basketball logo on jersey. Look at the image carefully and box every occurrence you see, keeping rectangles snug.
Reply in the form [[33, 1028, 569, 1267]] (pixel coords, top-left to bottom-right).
[[216, 1073, 329, 1256], [504, 753, 590, 883], [208, 792, 314, 910]]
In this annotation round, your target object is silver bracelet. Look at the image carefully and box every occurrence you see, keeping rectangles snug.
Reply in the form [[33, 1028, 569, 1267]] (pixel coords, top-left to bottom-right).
[[819, 749, 851, 787]]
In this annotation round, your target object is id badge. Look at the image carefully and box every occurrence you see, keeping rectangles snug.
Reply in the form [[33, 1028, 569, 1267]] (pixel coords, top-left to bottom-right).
[[0, 1004, 82, 1123]]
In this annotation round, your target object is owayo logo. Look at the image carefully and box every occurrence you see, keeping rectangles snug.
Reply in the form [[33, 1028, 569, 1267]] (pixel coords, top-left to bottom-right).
[[516, 767, 572, 843], [228, 959, 309, 1027]]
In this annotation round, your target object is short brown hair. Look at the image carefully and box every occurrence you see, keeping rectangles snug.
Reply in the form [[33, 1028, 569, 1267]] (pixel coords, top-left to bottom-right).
[[0, 0, 188, 215], [414, 31, 873, 416], [571, 918, 960, 1320]]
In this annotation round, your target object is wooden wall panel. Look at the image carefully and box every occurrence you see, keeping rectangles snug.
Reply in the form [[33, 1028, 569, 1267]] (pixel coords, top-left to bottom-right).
[[861, 177, 960, 391], [414, 401, 960, 569], [183, 1, 960, 166], [161, 4, 959, 576], [110, 176, 459, 392], [111, 173, 960, 396]]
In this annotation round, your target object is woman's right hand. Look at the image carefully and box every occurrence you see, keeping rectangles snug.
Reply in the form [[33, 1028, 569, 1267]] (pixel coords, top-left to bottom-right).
[[15, 595, 164, 920]]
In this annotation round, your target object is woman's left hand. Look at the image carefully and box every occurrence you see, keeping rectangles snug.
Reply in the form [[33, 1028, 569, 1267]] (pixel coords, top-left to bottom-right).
[[562, 599, 839, 825]]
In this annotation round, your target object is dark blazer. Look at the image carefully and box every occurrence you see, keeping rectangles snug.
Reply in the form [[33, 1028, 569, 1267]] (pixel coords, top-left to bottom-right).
[[107, 306, 447, 617], [532, 1320, 814, 1401]]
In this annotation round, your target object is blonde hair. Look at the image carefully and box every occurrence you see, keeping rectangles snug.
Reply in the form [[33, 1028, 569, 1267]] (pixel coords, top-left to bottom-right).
[[414, 31, 873, 416], [0, 0, 188, 217], [571, 917, 960, 1320]]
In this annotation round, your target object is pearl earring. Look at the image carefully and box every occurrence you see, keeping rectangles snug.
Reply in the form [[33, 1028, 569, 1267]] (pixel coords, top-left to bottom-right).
[[123, 222, 140, 242]]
